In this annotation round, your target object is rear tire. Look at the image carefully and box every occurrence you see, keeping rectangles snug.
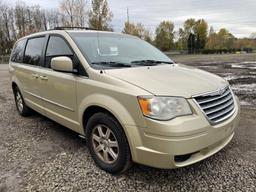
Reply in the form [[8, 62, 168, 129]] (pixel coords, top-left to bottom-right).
[[86, 112, 132, 174], [13, 86, 31, 116]]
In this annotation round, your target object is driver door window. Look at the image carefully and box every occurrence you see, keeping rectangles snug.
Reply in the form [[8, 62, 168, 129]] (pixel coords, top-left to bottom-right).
[[45, 36, 73, 68]]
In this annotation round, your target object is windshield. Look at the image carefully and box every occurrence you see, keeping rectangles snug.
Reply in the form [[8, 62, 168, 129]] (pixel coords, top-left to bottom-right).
[[69, 32, 173, 69]]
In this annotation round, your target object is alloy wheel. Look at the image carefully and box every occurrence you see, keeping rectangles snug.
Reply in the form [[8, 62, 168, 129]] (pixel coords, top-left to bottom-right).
[[92, 124, 119, 164], [16, 91, 23, 112]]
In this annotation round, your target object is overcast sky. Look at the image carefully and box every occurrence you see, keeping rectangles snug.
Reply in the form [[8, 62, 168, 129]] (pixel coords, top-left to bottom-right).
[[6, 0, 256, 38]]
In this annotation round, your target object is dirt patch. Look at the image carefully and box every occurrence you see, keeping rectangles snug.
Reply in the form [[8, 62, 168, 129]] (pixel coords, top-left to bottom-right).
[[0, 95, 6, 102]]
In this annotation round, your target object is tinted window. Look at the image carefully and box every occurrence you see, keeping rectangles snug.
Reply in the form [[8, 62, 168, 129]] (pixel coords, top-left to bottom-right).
[[24, 37, 45, 65], [11, 39, 26, 63], [46, 36, 73, 56], [45, 36, 73, 68], [44, 35, 87, 76]]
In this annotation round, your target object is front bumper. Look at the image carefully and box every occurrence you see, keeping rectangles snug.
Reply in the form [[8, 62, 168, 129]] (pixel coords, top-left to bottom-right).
[[126, 96, 240, 169]]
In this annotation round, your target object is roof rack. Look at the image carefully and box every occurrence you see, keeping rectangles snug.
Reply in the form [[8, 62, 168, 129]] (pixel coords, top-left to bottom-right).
[[52, 26, 97, 31]]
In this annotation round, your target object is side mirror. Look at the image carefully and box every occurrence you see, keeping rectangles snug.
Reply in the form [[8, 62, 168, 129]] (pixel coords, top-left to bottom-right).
[[51, 56, 73, 72]]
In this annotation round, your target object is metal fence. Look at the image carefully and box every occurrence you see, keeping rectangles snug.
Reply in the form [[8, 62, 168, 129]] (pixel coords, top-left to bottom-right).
[[0, 55, 10, 64]]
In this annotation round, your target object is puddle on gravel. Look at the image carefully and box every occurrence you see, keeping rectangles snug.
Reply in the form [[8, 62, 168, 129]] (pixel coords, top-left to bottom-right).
[[230, 83, 256, 107], [231, 83, 256, 92], [223, 75, 237, 81], [239, 101, 253, 107], [231, 62, 256, 70], [198, 65, 219, 69], [193, 61, 256, 108]]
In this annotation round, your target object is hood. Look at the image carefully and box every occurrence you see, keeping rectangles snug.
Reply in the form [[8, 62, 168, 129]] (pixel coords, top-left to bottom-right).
[[105, 64, 228, 98]]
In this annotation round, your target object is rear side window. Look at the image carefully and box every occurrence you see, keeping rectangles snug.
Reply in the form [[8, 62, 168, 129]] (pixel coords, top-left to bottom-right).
[[11, 39, 26, 63], [24, 37, 45, 66], [45, 36, 73, 68]]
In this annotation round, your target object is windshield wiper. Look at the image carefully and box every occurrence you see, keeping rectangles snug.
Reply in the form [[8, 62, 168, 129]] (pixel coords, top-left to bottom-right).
[[91, 61, 132, 68], [131, 60, 174, 66]]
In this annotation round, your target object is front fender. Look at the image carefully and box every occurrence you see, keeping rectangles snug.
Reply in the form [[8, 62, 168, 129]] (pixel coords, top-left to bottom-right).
[[78, 93, 146, 160], [10, 68, 23, 94], [78, 93, 138, 134]]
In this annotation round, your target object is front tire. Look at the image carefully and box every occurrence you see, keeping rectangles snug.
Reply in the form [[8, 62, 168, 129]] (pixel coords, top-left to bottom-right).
[[13, 87, 31, 116], [86, 112, 132, 174]]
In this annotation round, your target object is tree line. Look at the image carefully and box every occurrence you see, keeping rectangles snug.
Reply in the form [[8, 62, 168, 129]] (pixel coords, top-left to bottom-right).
[[0, 0, 255, 55], [0, 0, 113, 54], [125, 19, 256, 53]]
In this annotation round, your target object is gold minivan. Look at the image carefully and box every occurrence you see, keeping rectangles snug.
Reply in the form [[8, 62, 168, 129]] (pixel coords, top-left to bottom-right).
[[9, 28, 240, 174]]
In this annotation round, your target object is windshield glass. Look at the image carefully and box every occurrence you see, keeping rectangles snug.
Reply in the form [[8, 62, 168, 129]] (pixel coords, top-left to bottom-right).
[[69, 32, 173, 69]]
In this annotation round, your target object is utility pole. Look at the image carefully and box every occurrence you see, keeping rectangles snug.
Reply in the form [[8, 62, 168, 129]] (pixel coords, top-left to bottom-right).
[[127, 7, 130, 24], [127, 7, 130, 32]]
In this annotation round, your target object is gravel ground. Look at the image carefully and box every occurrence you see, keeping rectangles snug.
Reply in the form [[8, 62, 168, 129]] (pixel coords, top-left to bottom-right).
[[173, 53, 256, 107], [0, 55, 256, 192]]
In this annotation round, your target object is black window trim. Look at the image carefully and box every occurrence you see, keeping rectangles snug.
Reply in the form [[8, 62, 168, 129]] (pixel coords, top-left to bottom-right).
[[43, 33, 88, 77], [23, 35, 47, 67]]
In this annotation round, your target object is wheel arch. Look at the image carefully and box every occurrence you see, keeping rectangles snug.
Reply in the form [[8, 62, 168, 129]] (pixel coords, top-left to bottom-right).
[[81, 104, 136, 156], [78, 94, 137, 134], [82, 105, 116, 132], [11, 75, 23, 95], [78, 94, 140, 158], [12, 81, 18, 90]]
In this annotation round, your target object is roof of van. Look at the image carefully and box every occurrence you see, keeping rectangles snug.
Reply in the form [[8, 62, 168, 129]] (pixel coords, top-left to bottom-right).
[[18, 29, 135, 41]]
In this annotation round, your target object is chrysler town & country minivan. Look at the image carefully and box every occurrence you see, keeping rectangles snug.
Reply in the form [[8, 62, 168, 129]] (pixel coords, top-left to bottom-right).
[[9, 28, 240, 173]]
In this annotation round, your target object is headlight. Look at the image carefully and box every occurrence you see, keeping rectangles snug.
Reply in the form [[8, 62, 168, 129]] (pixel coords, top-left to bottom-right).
[[137, 96, 192, 120]]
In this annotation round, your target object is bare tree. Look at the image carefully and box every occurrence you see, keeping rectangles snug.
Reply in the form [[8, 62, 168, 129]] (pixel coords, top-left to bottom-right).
[[26, 6, 33, 33], [1, 4, 11, 42], [74, 0, 88, 26], [60, 0, 75, 27], [0, 3, 16, 53], [32, 5, 43, 31], [0, 0, 90, 54], [60, 0, 88, 27], [9, 9, 17, 41], [15, 1, 27, 37], [44, 9, 61, 30]]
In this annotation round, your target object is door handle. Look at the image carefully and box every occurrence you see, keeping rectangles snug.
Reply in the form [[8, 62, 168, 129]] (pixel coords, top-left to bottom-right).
[[40, 75, 48, 80], [32, 73, 39, 78]]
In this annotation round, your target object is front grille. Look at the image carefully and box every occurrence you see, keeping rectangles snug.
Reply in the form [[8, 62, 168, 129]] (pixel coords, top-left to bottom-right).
[[193, 86, 235, 124]]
